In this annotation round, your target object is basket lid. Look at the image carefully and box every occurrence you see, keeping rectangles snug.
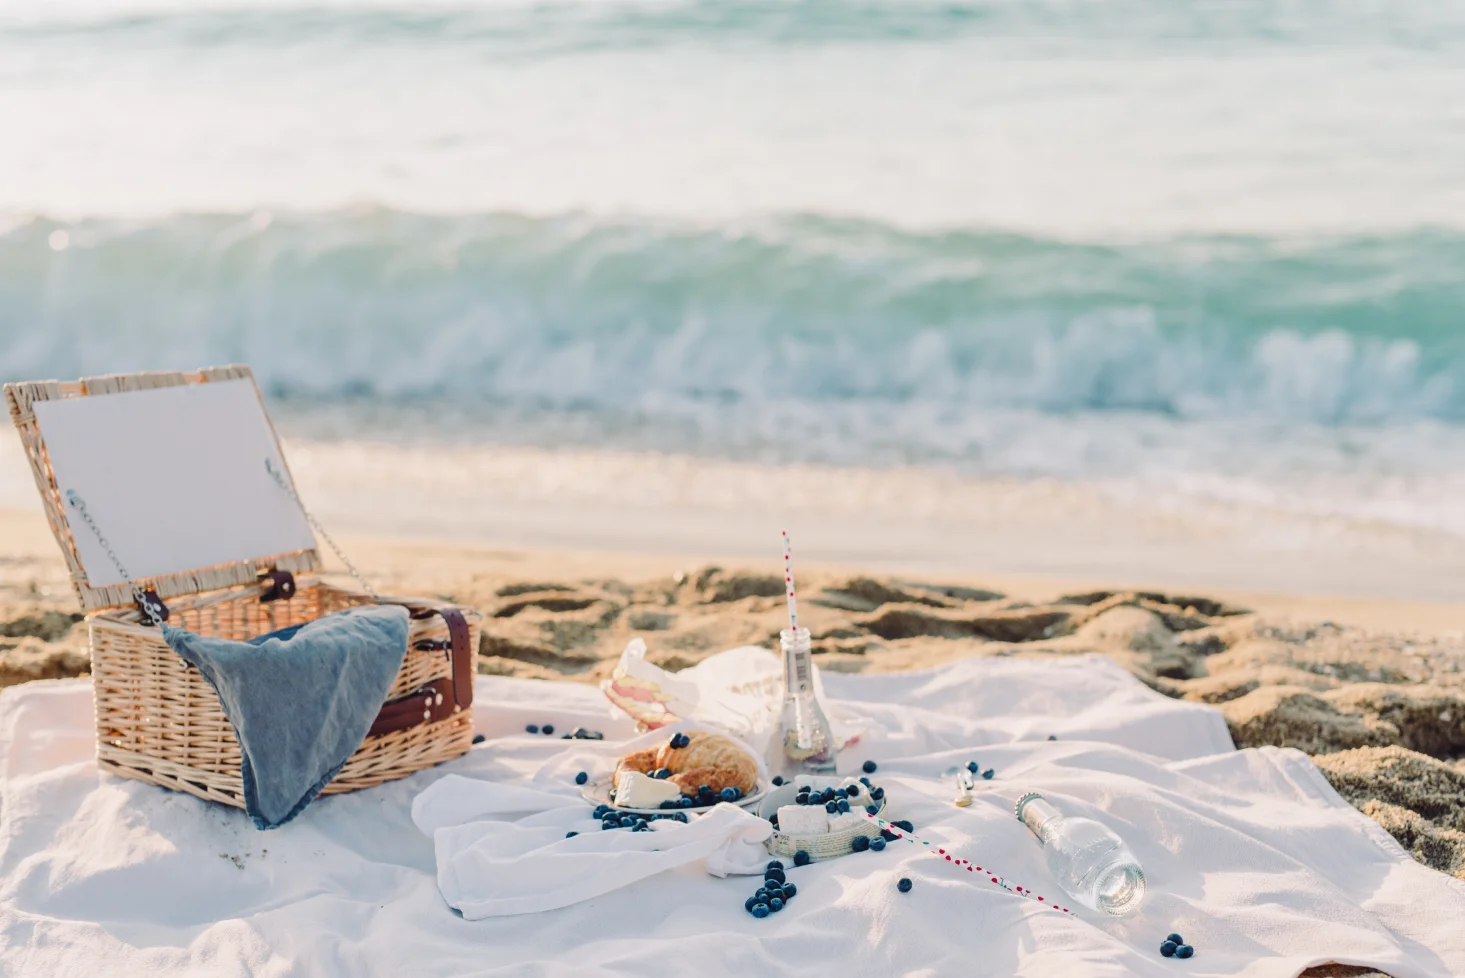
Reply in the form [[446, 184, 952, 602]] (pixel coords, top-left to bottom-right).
[[4, 365, 322, 612]]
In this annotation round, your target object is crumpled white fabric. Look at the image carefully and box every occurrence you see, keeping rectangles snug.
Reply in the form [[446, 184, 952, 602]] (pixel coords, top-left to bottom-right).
[[412, 775, 772, 918], [1, 652, 1463, 977]]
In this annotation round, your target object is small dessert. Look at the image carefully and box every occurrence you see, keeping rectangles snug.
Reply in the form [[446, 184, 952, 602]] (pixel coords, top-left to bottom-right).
[[776, 804, 831, 836], [614, 730, 758, 800], [615, 771, 683, 809]]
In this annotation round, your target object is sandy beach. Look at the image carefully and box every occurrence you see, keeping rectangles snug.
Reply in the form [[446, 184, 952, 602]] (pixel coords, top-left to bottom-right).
[[3, 496, 1461, 902]]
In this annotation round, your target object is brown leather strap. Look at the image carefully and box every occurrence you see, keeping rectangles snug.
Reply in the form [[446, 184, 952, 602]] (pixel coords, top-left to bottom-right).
[[439, 607, 473, 710], [368, 678, 455, 738], [367, 606, 473, 738]]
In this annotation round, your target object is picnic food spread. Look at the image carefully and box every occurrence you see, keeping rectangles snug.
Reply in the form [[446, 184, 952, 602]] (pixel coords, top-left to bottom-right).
[[614, 731, 759, 801]]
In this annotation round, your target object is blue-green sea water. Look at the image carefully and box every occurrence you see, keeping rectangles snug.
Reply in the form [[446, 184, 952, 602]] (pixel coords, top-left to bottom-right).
[[3, 0, 1465, 534]]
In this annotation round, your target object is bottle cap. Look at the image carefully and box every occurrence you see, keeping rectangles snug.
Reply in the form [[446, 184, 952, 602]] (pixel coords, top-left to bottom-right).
[[1014, 791, 1044, 822]]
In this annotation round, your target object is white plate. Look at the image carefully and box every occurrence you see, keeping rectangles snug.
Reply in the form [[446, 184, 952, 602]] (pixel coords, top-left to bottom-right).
[[579, 778, 771, 816]]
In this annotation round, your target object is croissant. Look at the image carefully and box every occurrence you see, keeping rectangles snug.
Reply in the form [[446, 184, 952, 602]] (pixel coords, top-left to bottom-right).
[[614, 731, 758, 797]]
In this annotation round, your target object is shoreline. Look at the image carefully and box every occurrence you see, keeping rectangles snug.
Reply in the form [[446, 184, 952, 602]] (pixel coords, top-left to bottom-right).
[[2, 501, 1463, 885]]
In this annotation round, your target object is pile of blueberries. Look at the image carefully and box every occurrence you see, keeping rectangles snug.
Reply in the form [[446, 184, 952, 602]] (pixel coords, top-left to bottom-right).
[[473, 724, 607, 746], [744, 861, 797, 918], [526, 723, 605, 740], [787, 776, 884, 817], [594, 804, 689, 832], [1160, 933, 1195, 960]]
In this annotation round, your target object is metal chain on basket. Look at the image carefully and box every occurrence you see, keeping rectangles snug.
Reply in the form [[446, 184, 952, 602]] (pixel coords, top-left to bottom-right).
[[64, 490, 166, 627], [264, 459, 379, 601]]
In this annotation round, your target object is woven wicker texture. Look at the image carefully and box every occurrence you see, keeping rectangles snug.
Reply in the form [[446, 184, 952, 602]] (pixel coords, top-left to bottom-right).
[[89, 577, 480, 808], [6, 365, 481, 810]]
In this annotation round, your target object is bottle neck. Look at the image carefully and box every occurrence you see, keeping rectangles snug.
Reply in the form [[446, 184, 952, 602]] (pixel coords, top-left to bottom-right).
[[1018, 795, 1062, 843], [781, 627, 813, 699]]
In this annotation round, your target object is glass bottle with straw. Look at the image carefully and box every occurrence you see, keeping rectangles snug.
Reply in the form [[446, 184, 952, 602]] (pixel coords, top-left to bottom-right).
[[771, 531, 838, 779]]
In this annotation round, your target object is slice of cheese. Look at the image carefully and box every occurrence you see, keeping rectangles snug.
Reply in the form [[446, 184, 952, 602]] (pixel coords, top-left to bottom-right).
[[615, 771, 683, 809], [828, 811, 867, 833], [776, 804, 831, 836]]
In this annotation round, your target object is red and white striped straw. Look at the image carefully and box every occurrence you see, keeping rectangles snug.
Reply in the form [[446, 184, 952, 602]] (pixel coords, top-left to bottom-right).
[[860, 811, 1073, 914], [782, 530, 798, 631]]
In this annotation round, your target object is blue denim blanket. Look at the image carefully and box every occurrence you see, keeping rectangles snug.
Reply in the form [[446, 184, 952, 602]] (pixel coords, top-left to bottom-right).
[[163, 604, 409, 829]]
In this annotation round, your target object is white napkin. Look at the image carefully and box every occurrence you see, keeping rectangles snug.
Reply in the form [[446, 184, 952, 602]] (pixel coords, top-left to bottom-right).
[[411, 775, 773, 919]]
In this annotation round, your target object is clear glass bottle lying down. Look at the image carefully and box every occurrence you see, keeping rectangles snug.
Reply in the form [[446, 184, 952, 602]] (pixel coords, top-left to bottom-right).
[[1016, 792, 1147, 915], [770, 627, 838, 780]]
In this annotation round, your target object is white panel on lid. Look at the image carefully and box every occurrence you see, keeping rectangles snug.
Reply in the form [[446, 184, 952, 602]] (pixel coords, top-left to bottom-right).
[[32, 379, 316, 589]]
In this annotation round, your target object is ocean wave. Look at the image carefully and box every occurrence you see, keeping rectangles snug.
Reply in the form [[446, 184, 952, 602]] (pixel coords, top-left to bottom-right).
[[6, 0, 1463, 53], [3, 210, 1463, 469]]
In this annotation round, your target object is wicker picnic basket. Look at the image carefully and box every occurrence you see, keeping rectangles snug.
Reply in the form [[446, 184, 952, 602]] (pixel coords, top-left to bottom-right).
[[3, 365, 481, 811]]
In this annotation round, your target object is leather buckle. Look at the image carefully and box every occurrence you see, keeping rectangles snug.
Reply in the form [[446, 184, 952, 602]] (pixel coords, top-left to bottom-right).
[[258, 569, 296, 603], [135, 589, 170, 625]]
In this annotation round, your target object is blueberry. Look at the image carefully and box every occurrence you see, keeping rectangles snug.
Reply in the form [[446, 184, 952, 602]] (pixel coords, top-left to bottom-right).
[[730, 787, 744, 800], [767, 860, 784, 872], [593, 805, 609, 818], [698, 785, 713, 797], [634, 819, 648, 831], [868, 837, 886, 852], [570, 727, 586, 738], [1160, 942, 1177, 958], [870, 787, 885, 801], [968, 761, 980, 773], [851, 836, 870, 852], [768, 897, 784, 912], [619, 816, 637, 828], [675, 812, 688, 822], [781, 882, 797, 899], [542, 724, 554, 735], [650, 768, 668, 779], [755, 888, 769, 902], [772, 776, 784, 786], [822, 788, 837, 803], [862, 760, 878, 774], [471, 733, 486, 745], [881, 829, 897, 841], [897, 877, 913, 893], [1047, 735, 1057, 741], [574, 771, 588, 785], [866, 805, 879, 815], [565, 831, 578, 838], [793, 850, 810, 866], [720, 787, 738, 802], [769, 815, 779, 829], [859, 777, 871, 787], [662, 801, 680, 810], [525, 724, 539, 734], [837, 799, 850, 813], [1165, 933, 1184, 946], [562, 734, 571, 739], [1176, 946, 1194, 960], [893, 820, 914, 833], [834, 789, 848, 800], [846, 784, 861, 798], [679, 796, 695, 808], [982, 769, 994, 780], [745, 896, 761, 912], [750, 903, 770, 919], [765, 868, 786, 885], [825, 801, 838, 813]]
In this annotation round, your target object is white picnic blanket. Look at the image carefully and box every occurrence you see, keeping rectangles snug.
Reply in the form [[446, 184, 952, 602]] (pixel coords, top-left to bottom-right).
[[1, 650, 1463, 978]]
